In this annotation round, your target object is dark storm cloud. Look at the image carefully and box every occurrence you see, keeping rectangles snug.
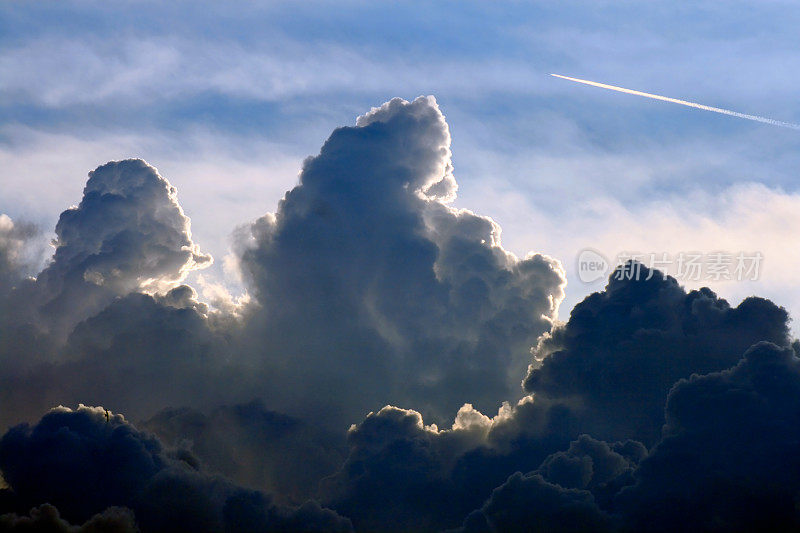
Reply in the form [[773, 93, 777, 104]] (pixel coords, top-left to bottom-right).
[[320, 266, 794, 531], [321, 401, 640, 531], [141, 400, 346, 505], [0, 286, 233, 431], [321, 399, 584, 531], [239, 96, 565, 426], [536, 434, 644, 508], [57, 288, 229, 416], [0, 504, 137, 533], [323, 401, 646, 531], [525, 264, 791, 444], [458, 472, 612, 533], [321, 405, 481, 531], [617, 341, 800, 531], [454, 434, 644, 532], [0, 405, 350, 532]]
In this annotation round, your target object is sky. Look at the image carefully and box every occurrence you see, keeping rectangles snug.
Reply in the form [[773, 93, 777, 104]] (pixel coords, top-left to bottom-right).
[[4, 0, 800, 328], [2, 1, 800, 531]]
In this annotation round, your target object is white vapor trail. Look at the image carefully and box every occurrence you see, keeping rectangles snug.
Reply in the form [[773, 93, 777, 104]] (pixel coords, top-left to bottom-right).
[[551, 73, 800, 130]]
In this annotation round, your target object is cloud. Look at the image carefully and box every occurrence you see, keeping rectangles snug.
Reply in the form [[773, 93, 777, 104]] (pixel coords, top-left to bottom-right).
[[323, 401, 637, 532], [321, 405, 484, 531], [38, 288, 228, 422], [0, 95, 799, 531], [458, 433, 643, 533], [0, 504, 137, 533], [524, 263, 791, 444], [0, 159, 215, 409], [2, 96, 565, 436], [238, 95, 565, 426], [0, 216, 44, 375], [458, 472, 612, 533], [454, 115, 800, 339], [616, 341, 800, 531], [0, 123, 307, 305], [141, 400, 346, 506], [0, 215, 37, 287], [0, 217, 57, 379], [536, 434, 644, 508], [0, 97, 569, 525], [0, 34, 571, 109], [0, 405, 350, 532], [320, 264, 794, 531], [55, 159, 210, 288], [321, 398, 583, 531], [35, 159, 210, 327], [5, 2, 800, 116]]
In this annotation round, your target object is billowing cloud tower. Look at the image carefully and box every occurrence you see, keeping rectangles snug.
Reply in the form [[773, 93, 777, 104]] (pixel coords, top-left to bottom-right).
[[239, 96, 565, 425]]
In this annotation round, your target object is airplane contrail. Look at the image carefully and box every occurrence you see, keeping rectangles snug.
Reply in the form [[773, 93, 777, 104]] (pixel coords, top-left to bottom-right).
[[551, 73, 800, 130]]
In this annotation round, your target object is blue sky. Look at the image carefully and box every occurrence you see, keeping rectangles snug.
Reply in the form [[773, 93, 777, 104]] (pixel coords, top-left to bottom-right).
[[3, 0, 800, 330]]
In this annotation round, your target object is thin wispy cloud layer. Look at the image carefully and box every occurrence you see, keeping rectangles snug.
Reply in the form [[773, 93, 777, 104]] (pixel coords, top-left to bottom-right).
[[0, 96, 798, 531]]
